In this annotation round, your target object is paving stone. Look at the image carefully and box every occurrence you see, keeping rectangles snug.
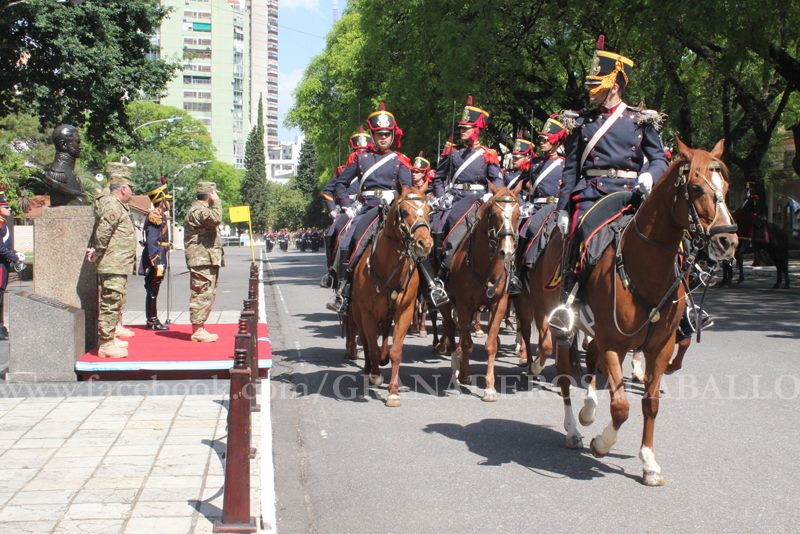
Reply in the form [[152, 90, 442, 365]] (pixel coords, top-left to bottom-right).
[[82, 476, 147, 490], [124, 516, 192, 534], [106, 445, 161, 457], [0, 503, 69, 521], [100, 455, 157, 468], [0, 492, 14, 507], [53, 447, 101, 458], [72, 488, 139, 504], [13, 437, 67, 449], [137, 487, 200, 503], [0, 520, 58, 533], [8, 489, 77, 506], [131, 500, 196, 517], [23, 476, 87, 491], [53, 519, 126, 534], [46, 455, 103, 470], [63, 502, 133, 520], [0, 429, 27, 440], [2, 449, 56, 469], [144, 476, 204, 490]]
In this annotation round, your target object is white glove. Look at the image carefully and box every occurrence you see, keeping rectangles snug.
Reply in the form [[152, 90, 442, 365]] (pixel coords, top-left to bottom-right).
[[16, 251, 26, 262], [380, 190, 397, 206], [427, 196, 440, 209], [520, 202, 534, 218], [637, 172, 653, 195], [329, 208, 339, 220], [481, 192, 493, 203], [344, 206, 357, 219], [557, 211, 569, 235]]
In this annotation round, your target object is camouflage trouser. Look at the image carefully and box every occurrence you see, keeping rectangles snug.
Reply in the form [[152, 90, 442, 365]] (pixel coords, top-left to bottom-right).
[[98, 274, 128, 342], [189, 265, 219, 325]]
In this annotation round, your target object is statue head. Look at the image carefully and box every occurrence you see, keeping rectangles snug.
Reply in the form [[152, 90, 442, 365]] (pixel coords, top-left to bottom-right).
[[52, 124, 81, 159]]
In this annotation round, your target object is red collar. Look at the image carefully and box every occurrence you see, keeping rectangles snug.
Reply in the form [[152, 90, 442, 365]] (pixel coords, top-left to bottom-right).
[[599, 101, 624, 114]]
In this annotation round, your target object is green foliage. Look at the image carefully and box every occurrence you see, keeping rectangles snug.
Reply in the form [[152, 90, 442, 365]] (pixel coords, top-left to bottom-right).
[[0, 0, 178, 149], [240, 98, 269, 232]]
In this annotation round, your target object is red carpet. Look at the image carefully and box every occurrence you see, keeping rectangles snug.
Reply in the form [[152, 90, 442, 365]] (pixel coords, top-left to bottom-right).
[[75, 323, 272, 380]]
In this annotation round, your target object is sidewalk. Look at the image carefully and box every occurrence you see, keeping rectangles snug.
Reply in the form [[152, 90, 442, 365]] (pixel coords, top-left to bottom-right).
[[0, 393, 261, 534]]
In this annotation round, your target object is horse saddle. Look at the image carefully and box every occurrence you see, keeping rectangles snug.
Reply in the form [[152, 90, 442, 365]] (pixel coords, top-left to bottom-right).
[[440, 201, 481, 269], [522, 204, 559, 270], [576, 191, 636, 275]]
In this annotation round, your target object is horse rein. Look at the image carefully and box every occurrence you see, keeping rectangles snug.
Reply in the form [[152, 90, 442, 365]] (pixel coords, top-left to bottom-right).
[[469, 194, 519, 299], [676, 161, 737, 250]]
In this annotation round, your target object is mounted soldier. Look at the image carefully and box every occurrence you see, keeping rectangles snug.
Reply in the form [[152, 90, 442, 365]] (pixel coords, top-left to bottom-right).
[[433, 96, 519, 290], [547, 35, 669, 340], [320, 127, 372, 289]]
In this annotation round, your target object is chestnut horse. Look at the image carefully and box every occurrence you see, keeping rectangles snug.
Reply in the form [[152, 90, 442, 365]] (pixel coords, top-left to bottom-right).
[[348, 187, 433, 407], [436, 182, 523, 401], [530, 138, 737, 486]]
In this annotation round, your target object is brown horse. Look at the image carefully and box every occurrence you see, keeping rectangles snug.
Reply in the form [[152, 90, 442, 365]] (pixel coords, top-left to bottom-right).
[[349, 187, 433, 407], [530, 137, 737, 486], [436, 182, 523, 402]]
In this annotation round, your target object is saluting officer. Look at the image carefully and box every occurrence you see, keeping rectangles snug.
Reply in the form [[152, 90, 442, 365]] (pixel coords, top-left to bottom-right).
[[433, 96, 504, 282], [139, 180, 172, 331], [326, 103, 414, 314], [320, 127, 372, 289], [548, 35, 668, 339]]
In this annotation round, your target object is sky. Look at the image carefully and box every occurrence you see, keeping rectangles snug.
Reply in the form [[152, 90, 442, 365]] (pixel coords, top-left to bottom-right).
[[277, 0, 348, 142]]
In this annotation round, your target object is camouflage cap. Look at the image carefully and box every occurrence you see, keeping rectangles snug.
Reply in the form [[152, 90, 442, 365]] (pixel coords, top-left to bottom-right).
[[106, 159, 135, 186], [196, 181, 216, 194]]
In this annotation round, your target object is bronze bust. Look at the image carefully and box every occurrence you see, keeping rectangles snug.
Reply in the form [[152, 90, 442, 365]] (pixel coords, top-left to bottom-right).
[[43, 124, 87, 207]]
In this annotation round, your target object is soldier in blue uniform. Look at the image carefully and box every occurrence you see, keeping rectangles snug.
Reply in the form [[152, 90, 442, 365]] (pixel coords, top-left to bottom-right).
[[326, 103, 419, 313], [513, 117, 567, 288], [320, 127, 372, 288], [548, 36, 668, 339], [0, 191, 25, 340], [433, 96, 505, 283], [139, 182, 172, 330]]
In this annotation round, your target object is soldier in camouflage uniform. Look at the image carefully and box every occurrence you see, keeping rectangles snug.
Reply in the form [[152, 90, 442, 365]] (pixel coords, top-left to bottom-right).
[[87, 162, 137, 358], [184, 181, 224, 343]]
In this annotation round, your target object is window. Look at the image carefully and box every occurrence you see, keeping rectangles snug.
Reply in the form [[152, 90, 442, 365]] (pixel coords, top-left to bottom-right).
[[183, 75, 211, 85], [184, 102, 212, 112], [192, 22, 211, 32], [183, 90, 211, 99]]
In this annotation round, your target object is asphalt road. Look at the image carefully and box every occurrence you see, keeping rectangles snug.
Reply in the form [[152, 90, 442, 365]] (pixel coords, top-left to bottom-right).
[[267, 249, 800, 533]]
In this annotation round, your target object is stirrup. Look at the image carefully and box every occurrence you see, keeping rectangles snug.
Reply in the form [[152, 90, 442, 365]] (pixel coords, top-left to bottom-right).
[[428, 286, 450, 309], [507, 274, 522, 296], [326, 294, 349, 314], [319, 272, 335, 289]]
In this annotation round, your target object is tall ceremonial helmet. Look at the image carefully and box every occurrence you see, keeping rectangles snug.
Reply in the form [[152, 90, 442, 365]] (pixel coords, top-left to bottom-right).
[[539, 114, 567, 146], [412, 151, 431, 172], [584, 35, 634, 97], [349, 126, 372, 150], [458, 96, 489, 143], [145, 176, 173, 207], [366, 103, 404, 147], [512, 130, 534, 156]]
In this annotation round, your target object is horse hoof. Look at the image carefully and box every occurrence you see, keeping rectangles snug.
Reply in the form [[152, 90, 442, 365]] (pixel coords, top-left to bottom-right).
[[517, 357, 528, 367], [482, 389, 498, 402], [385, 394, 401, 408], [345, 352, 358, 361], [589, 437, 608, 458], [665, 362, 681, 375], [564, 434, 583, 449], [642, 470, 666, 487], [578, 407, 595, 427], [368, 374, 383, 387], [457, 373, 471, 386]]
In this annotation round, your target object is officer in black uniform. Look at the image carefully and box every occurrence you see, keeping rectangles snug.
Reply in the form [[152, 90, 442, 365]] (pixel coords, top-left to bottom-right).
[[548, 36, 668, 340], [139, 182, 172, 330], [0, 190, 24, 340], [433, 96, 504, 281]]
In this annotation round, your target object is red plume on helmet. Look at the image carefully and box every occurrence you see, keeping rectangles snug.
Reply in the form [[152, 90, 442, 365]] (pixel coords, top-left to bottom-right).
[[596, 34, 605, 50], [459, 95, 489, 143], [539, 112, 567, 147]]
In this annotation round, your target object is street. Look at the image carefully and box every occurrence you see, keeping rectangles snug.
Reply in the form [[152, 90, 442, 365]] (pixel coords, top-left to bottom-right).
[[266, 249, 800, 533]]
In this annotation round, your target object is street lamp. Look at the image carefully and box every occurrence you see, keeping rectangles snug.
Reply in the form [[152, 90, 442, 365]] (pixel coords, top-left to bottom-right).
[[132, 116, 183, 133]]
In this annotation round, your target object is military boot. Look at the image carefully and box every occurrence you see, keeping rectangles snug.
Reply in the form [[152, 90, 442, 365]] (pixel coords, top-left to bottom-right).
[[547, 241, 580, 343], [98, 340, 128, 358], [114, 337, 128, 348], [319, 271, 336, 289], [417, 258, 449, 308], [145, 296, 169, 331], [115, 324, 135, 338], [326, 279, 352, 314], [0, 325, 8, 341], [507, 271, 523, 296], [191, 325, 219, 343]]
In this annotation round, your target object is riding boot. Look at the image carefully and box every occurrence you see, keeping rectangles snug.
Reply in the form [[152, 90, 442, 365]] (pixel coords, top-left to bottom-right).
[[547, 240, 580, 342], [326, 251, 352, 313], [145, 294, 169, 331], [0, 292, 6, 340], [507, 262, 522, 296], [676, 304, 714, 342], [417, 258, 449, 308], [319, 271, 335, 289]]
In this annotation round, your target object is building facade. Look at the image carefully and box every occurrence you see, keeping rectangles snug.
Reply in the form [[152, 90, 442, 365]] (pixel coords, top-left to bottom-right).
[[266, 135, 304, 184], [158, 0, 251, 168], [249, 0, 280, 149]]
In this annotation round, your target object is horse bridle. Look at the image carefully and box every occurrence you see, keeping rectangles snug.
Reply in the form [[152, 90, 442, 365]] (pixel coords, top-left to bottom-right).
[[475, 194, 519, 299], [394, 193, 430, 249], [675, 161, 737, 250]]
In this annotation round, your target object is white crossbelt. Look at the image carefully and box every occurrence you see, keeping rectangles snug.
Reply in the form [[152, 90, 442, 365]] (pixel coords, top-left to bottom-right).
[[351, 152, 398, 188], [451, 148, 485, 184], [530, 158, 563, 193], [580, 102, 628, 169]]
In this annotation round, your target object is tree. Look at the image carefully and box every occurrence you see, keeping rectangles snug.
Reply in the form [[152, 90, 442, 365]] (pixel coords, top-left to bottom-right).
[[294, 139, 318, 198], [240, 97, 269, 231], [0, 0, 177, 148]]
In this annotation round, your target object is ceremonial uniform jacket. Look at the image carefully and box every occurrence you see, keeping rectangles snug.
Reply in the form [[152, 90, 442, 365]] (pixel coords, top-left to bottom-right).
[[139, 210, 169, 275], [323, 151, 362, 212], [433, 145, 502, 197], [557, 103, 668, 211], [92, 195, 136, 275], [0, 214, 18, 290], [529, 154, 564, 199], [184, 201, 223, 268], [333, 148, 413, 207]]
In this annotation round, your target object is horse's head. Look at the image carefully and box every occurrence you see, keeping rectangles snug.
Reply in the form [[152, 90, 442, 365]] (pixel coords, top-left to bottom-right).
[[485, 181, 523, 259], [673, 137, 738, 262], [388, 186, 433, 258]]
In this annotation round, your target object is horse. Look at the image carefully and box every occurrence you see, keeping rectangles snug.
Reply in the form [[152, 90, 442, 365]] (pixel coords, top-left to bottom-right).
[[530, 137, 737, 486], [435, 181, 523, 402], [348, 186, 434, 407], [718, 215, 790, 288]]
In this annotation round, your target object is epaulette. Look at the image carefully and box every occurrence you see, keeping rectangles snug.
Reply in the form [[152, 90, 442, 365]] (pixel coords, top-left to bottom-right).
[[483, 148, 500, 165], [632, 107, 666, 131], [396, 152, 413, 169], [148, 211, 163, 225], [558, 110, 580, 132], [333, 165, 345, 177], [345, 151, 359, 166]]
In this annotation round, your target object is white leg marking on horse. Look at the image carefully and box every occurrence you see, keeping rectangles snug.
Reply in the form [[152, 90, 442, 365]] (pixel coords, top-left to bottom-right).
[[563, 398, 583, 448], [592, 422, 618, 456], [631, 357, 646, 383], [579, 383, 598, 426], [639, 446, 661, 474]]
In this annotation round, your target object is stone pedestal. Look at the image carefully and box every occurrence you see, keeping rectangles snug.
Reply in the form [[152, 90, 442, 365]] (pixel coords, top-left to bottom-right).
[[7, 292, 82, 382], [34, 206, 98, 350]]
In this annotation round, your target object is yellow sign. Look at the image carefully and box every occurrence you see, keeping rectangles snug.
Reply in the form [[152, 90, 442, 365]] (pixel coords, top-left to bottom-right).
[[229, 205, 251, 223]]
